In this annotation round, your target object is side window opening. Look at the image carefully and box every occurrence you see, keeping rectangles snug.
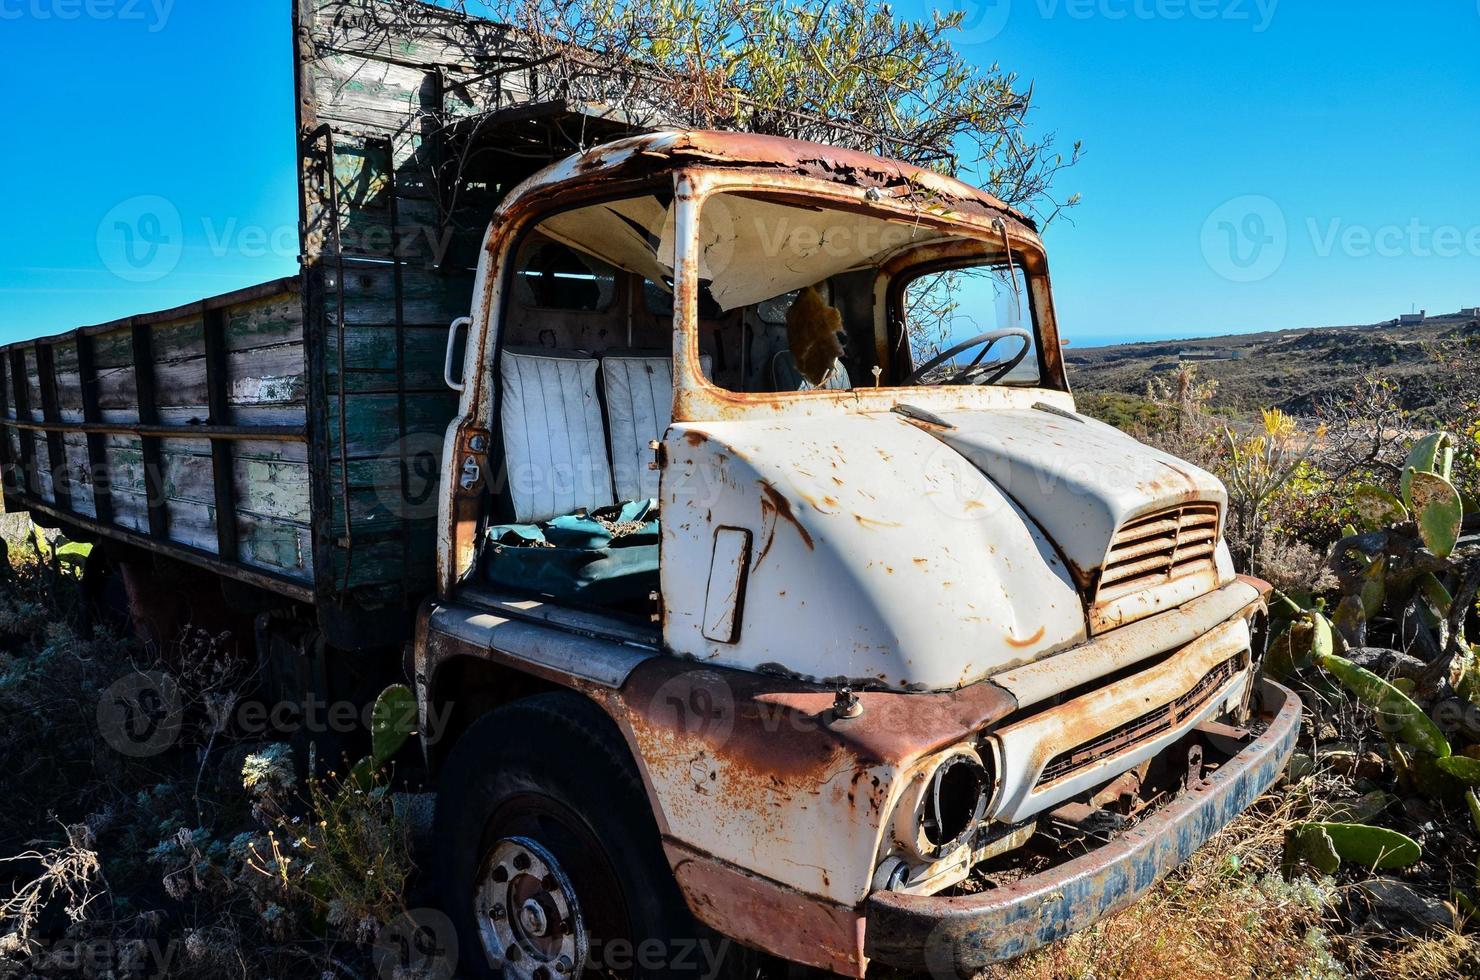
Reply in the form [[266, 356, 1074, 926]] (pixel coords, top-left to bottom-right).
[[513, 237, 616, 312]]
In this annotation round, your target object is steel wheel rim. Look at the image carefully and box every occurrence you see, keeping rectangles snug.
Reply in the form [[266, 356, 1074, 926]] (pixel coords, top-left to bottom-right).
[[474, 835, 589, 980]]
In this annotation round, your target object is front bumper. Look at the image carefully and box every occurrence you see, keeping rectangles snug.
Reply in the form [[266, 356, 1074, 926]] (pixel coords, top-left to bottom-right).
[[863, 678, 1301, 973]]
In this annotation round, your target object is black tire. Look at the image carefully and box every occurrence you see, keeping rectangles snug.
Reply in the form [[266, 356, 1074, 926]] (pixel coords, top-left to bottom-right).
[[433, 692, 701, 980]]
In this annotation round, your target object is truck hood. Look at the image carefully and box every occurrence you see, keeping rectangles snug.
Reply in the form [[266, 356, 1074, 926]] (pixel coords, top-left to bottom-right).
[[922, 406, 1228, 585], [661, 406, 1227, 692]]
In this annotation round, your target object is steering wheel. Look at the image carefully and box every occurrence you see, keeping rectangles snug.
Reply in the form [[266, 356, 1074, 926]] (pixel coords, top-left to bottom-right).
[[904, 328, 1033, 386]]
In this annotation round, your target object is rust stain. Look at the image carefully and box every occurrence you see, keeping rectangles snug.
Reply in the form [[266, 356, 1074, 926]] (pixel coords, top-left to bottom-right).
[[684, 430, 707, 446], [1005, 625, 1048, 649], [759, 482, 814, 551], [854, 514, 903, 530]]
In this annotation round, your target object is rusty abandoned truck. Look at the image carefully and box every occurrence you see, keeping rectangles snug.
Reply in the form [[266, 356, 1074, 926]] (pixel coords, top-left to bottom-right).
[[0, 1, 1301, 977]]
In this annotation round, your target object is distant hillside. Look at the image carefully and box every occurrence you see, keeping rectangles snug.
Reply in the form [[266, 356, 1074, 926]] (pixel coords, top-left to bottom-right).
[[1066, 311, 1479, 421]]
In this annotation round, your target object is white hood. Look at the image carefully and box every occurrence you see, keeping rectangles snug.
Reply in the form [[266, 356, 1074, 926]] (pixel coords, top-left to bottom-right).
[[924, 407, 1227, 584], [660, 408, 1226, 692]]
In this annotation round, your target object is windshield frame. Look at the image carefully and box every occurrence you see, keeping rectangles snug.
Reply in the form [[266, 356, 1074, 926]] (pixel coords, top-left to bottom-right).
[[887, 249, 1048, 389], [669, 169, 1069, 422]]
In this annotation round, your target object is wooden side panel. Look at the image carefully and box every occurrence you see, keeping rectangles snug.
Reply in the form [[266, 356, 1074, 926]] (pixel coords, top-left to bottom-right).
[[105, 434, 150, 533], [21, 349, 44, 423], [233, 439, 314, 581], [158, 437, 217, 552], [153, 316, 209, 425], [53, 341, 84, 423], [225, 292, 309, 427], [31, 431, 53, 502], [0, 281, 314, 597], [61, 433, 96, 519], [4, 429, 21, 492], [94, 328, 140, 424]]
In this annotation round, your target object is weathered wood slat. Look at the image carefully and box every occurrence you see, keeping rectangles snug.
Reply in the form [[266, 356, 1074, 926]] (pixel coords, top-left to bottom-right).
[[2, 429, 21, 495], [36, 344, 73, 513], [131, 323, 169, 538], [325, 262, 475, 325], [333, 529, 434, 591], [225, 295, 306, 353], [0, 418, 306, 441], [74, 333, 113, 522], [202, 306, 239, 561], [21, 349, 44, 424], [61, 434, 96, 519], [328, 391, 457, 459], [235, 456, 312, 523], [9, 350, 37, 497], [225, 342, 307, 409], [238, 511, 314, 580], [311, 0, 515, 62], [32, 435, 54, 503], [53, 341, 84, 422], [94, 327, 141, 421], [325, 324, 450, 392]]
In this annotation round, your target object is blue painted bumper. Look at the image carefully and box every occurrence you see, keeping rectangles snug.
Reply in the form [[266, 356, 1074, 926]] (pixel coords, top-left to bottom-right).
[[863, 679, 1302, 972]]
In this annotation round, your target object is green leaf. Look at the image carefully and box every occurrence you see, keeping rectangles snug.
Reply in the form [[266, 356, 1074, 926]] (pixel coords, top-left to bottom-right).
[[1466, 789, 1480, 834], [1316, 652, 1451, 758], [1351, 484, 1407, 529], [370, 683, 417, 765], [1301, 821, 1422, 870], [1408, 470, 1463, 558], [53, 540, 93, 577], [1400, 431, 1453, 507], [1436, 756, 1480, 786], [1417, 572, 1454, 620], [1290, 822, 1341, 875], [1332, 595, 1366, 647], [1357, 556, 1387, 619], [1309, 611, 1334, 660]]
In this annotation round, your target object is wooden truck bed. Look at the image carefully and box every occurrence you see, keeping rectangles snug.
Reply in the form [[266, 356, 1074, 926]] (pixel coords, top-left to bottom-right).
[[0, 276, 459, 611], [0, 0, 687, 638]]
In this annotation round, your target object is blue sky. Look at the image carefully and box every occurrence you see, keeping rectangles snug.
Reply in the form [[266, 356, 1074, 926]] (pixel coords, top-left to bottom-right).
[[1, 0, 1476, 348]]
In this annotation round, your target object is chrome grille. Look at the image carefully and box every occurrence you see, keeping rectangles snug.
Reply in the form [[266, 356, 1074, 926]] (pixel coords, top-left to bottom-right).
[[1095, 503, 1220, 604], [1034, 653, 1243, 787]]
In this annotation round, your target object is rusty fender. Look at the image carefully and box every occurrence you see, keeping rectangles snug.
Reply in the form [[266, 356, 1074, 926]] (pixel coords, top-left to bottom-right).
[[596, 657, 1018, 976], [863, 677, 1302, 973]]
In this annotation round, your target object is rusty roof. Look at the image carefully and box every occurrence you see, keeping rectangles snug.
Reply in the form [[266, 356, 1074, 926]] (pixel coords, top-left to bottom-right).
[[506, 129, 1038, 233]]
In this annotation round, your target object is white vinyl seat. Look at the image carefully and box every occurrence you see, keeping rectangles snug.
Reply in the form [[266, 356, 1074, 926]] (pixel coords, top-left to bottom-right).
[[498, 348, 615, 523], [601, 352, 710, 502]]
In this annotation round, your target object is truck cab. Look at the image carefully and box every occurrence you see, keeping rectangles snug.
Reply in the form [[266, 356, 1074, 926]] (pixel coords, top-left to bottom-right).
[[416, 130, 1301, 978]]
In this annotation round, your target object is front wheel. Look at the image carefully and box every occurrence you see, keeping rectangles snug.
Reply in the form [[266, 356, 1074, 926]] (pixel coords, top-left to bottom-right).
[[433, 692, 702, 980]]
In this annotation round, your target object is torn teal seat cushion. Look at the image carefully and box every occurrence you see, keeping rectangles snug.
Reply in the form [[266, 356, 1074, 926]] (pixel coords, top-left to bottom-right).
[[482, 499, 659, 605]]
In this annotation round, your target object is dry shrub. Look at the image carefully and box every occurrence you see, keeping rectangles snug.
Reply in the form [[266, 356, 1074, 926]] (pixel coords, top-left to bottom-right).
[[1356, 929, 1480, 980], [0, 824, 105, 956], [1257, 534, 1339, 596], [983, 792, 1344, 980]]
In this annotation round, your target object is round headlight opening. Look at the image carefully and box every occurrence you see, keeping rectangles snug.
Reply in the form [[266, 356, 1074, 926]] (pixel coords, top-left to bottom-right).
[[923, 754, 988, 849]]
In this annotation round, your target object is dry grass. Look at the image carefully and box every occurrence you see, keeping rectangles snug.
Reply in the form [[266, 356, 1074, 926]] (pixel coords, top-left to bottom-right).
[[1354, 929, 1480, 980], [981, 777, 1480, 980], [983, 790, 1345, 980]]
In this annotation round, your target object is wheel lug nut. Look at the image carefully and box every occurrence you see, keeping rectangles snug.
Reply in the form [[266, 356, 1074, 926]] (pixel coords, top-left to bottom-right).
[[513, 852, 532, 871], [492, 864, 510, 883]]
